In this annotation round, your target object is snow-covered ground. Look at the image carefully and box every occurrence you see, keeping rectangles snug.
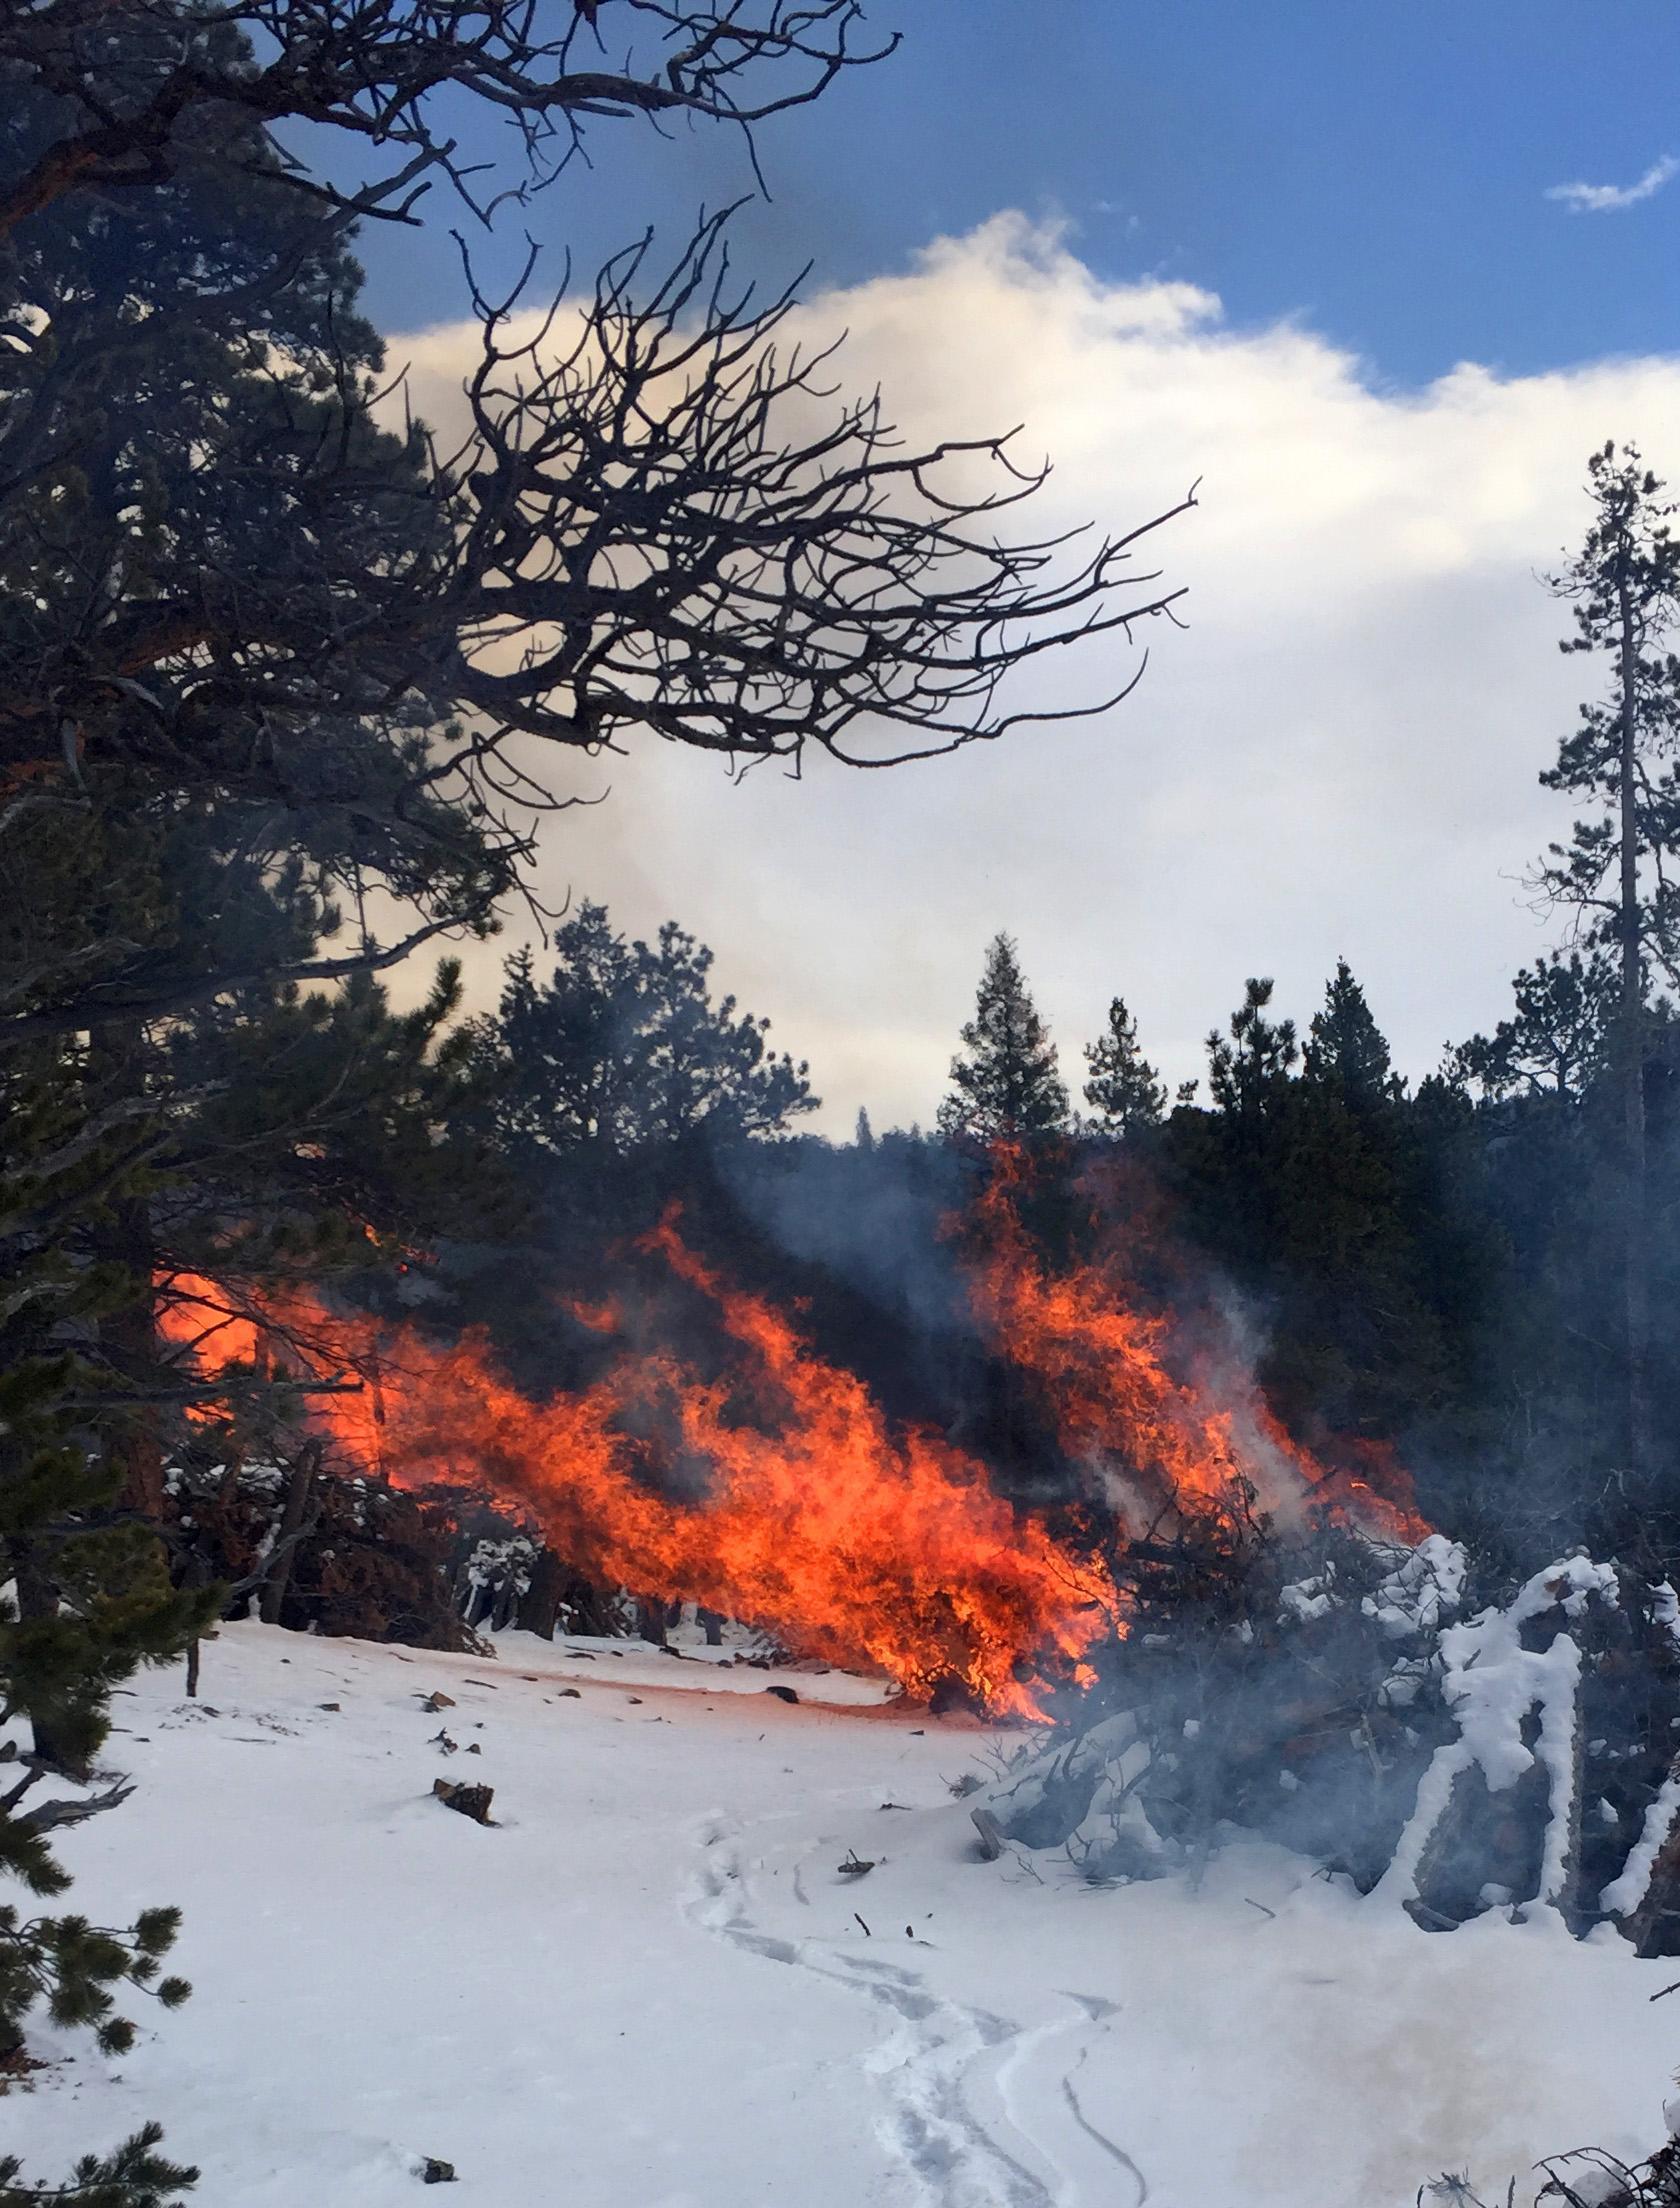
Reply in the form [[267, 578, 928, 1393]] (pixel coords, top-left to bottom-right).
[[8, 1621, 1680, 2207]]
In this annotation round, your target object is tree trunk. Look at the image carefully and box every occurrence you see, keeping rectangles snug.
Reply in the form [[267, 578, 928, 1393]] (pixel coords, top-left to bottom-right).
[[517, 1548, 565, 1640], [106, 1191, 166, 1518], [1618, 578, 1652, 1481], [14, 1557, 92, 1780], [85, 1023, 164, 1517], [259, 1440, 320, 1626]]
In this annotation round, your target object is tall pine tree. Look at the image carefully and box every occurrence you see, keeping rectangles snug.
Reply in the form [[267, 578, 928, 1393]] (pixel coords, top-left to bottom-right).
[[1301, 960, 1399, 1110], [1082, 996, 1166, 1136], [1538, 443, 1680, 1476], [939, 934, 1069, 1145], [1206, 978, 1298, 1124]]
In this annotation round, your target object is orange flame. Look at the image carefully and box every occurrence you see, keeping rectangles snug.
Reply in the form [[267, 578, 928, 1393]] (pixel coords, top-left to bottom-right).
[[156, 1159, 1424, 1713], [156, 1246, 1116, 1718], [957, 1159, 1427, 1545]]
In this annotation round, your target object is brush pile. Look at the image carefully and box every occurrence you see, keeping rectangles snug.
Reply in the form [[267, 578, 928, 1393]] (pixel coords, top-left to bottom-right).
[[987, 1521, 1680, 1951]]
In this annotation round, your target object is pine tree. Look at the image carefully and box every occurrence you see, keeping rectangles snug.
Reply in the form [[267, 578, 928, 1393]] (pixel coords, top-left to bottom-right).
[[1537, 443, 1680, 1475], [1082, 996, 1166, 1136], [1454, 950, 1616, 1103], [938, 934, 1069, 1144], [480, 903, 816, 1158], [0, 1066, 211, 2200], [1301, 960, 1399, 1110], [855, 1108, 876, 1152], [1206, 978, 1298, 1122], [0, 2121, 198, 2208]]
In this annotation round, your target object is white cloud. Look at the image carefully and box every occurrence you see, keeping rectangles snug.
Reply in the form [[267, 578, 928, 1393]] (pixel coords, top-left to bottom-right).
[[1546, 154, 1679, 213], [393, 215, 1680, 1133]]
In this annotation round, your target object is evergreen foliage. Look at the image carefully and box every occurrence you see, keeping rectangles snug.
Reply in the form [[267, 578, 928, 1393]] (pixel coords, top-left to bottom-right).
[[1455, 951, 1616, 1103], [1301, 960, 1400, 1108], [1205, 978, 1298, 1123], [1082, 996, 1167, 1135], [1539, 446, 1680, 979], [939, 935, 1069, 1144], [1536, 443, 1680, 1477], [0, 2123, 197, 2208], [478, 903, 816, 1159]]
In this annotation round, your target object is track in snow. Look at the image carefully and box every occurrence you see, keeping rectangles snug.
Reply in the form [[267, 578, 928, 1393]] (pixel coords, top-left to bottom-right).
[[688, 1813, 1148, 2208]]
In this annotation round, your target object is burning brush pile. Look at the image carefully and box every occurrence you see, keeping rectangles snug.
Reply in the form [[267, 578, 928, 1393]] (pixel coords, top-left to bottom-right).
[[156, 1168, 1421, 1717], [154, 1164, 1680, 1944]]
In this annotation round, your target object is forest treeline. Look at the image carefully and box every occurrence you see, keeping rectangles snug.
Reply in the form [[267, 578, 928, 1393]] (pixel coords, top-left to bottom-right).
[[364, 865, 1680, 1582]]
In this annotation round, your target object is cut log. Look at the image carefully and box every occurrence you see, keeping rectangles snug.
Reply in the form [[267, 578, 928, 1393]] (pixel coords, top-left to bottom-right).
[[432, 1779, 494, 1825]]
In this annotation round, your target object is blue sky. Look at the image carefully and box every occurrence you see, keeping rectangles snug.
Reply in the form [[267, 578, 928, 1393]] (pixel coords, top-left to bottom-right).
[[366, 6, 1680, 1127], [358, 1, 1680, 385]]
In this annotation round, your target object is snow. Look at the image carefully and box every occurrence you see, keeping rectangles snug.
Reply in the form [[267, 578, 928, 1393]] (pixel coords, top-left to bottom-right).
[[1654, 1581, 1680, 1659], [1602, 1771, 1680, 1917], [1377, 1556, 1612, 1912], [1363, 1533, 1469, 1639], [496, 1627, 903, 1703], [7, 1621, 1679, 2208]]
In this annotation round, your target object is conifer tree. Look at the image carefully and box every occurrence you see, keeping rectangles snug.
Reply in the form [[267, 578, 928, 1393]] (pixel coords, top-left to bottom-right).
[[1454, 950, 1616, 1104], [1301, 960, 1399, 1110], [855, 1108, 876, 1152], [481, 903, 815, 1158], [1537, 443, 1680, 1474], [0, 1066, 211, 2203], [939, 934, 1069, 1144], [0, 2123, 199, 2207], [1082, 996, 1166, 1136], [1206, 978, 1298, 1123]]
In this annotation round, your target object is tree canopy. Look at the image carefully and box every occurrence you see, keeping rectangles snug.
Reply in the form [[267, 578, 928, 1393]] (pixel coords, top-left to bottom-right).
[[1082, 995, 1167, 1136], [480, 904, 816, 1159], [940, 933, 1070, 1145]]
